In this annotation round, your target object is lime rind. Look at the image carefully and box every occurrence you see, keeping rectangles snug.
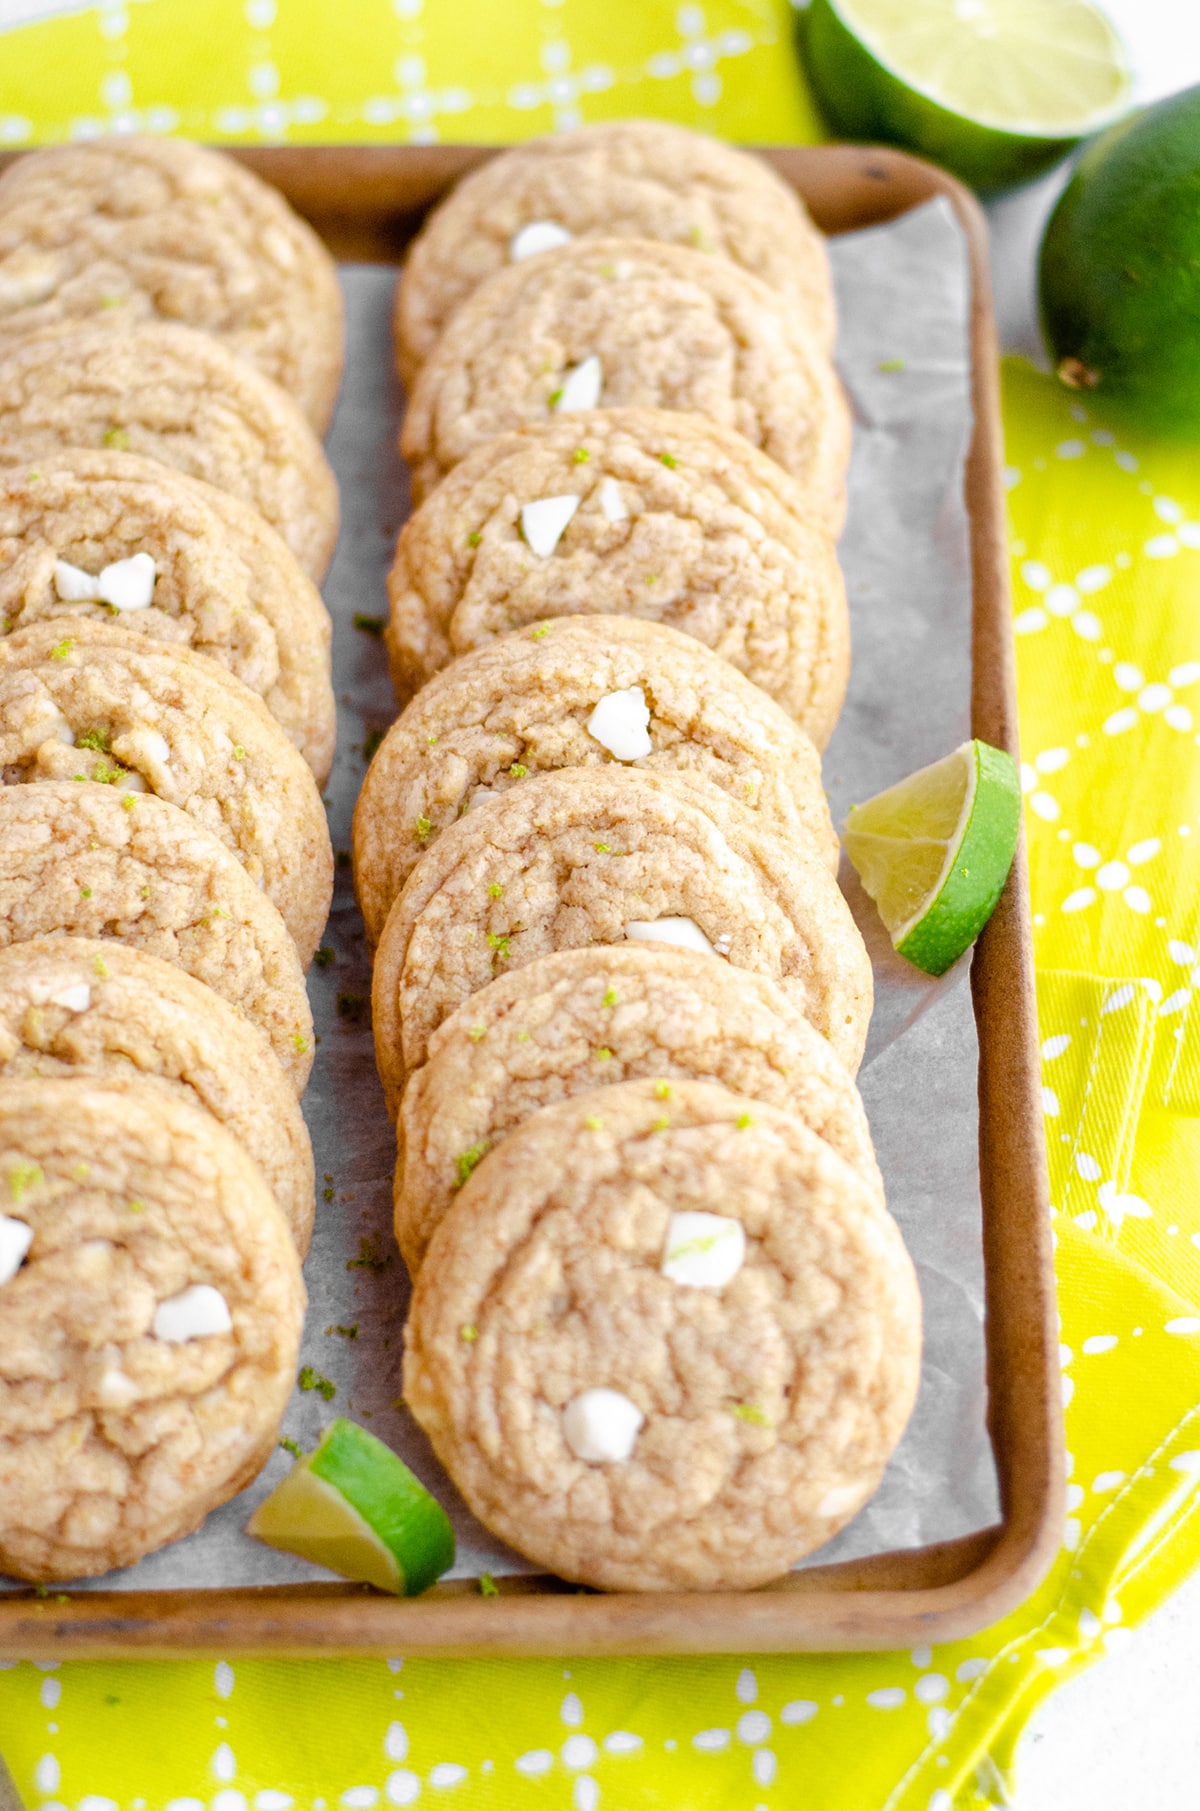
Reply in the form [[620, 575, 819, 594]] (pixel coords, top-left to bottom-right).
[[802, 0, 1130, 192], [247, 1417, 455, 1597], [844, 740, 1021, 978]]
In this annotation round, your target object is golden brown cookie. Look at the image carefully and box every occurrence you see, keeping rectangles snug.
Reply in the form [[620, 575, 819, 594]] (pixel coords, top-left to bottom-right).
[[395, 945, 882, 1275], [383, 409, 849, 729], [0, 783, 314, 1091], [0, 620, 332, 965], [399, 238, 849, 529], [403, 1078, 920, 1592], [0, 136, 344, 432], [0, 938, 315, 1252], [0, 1077, 305, 1582], [0, 450, 335, 782], [354, 613, 837, 951], [394, 119, 834, 382], [0, 322, 339, 580], [371, 767, 872, 1099]]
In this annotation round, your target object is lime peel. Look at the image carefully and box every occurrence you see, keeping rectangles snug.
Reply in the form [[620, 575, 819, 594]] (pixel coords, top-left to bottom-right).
[[246, 1418, 455, 1597], [844, 739, 1020, 978]]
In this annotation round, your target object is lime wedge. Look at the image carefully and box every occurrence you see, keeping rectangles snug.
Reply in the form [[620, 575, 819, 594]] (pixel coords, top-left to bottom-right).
[[246, 1419, 455, 1596], [802, 0, 1130, 191], [843, 739, 1020, 977]]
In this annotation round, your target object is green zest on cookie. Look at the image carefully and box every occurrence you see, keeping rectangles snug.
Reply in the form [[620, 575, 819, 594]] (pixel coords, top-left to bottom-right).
[[247, 1418, 455, 1597]]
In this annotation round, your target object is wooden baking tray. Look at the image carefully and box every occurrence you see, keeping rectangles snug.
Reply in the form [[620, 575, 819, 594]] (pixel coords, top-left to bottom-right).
[[0, 141, 1062, 1657]]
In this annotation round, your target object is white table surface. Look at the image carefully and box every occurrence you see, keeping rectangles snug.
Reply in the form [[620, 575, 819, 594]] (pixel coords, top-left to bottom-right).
[[986, 7, 1200, 1802]]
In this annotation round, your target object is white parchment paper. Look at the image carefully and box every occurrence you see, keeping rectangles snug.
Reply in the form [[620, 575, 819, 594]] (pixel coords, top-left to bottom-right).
[[1, 196, 1001, 1593]]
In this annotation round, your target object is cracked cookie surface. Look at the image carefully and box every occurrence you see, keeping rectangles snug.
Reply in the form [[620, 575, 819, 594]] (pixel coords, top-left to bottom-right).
[[0, 450, 335, 781], [0, 783, 313, 1090], [0, 136, 343, 432], [372, 767, 871, 1095], [0, 619, 332, 964], [395, 119, 834, 382], [403, 1078, 919, 1593], [0, 322, 339, 580], [0, 1077, 305, 1582], [396, 945, 882, 1274], [355, 612, 836, 950], [384, 409, 848, 729], [400, 238, 849, 530], [0, 938, 314, 1251]]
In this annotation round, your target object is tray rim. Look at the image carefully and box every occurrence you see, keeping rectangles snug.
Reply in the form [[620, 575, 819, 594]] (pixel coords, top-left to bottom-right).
[[0, 139, 1063, 1658]]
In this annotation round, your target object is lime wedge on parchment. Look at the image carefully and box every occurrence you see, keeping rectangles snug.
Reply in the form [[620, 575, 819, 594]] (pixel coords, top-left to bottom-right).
[[843, 739, 1021, 977], [247, 1418, 455, 1596], [801, 0, 1130, 192]]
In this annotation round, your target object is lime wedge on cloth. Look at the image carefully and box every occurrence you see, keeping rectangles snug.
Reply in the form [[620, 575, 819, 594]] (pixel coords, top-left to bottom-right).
[[843, 739, 1020, 977], [247, 1419, 455, 1596], [801, 0, 1130, 191]]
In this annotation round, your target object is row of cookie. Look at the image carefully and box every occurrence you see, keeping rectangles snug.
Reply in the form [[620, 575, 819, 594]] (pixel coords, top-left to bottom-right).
[[0, 137, 345, 584], [382, 122, 850, 740], [0, 142, 342, 1578]]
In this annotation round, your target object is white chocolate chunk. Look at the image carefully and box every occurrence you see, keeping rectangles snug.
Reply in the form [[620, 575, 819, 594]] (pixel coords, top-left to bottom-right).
[[661, 1211, 746, 1289], [133, 729, 171, 767], [98, 551, 156, 612], [510, 219, 573, 262], [520, 494, 580, 559], [713, 933, 733, 956], [625, 917, 718, 958], [0, 1214, 33, 1288], [53, 558, 102, 602], [586, 686, 652, 762], [48, 982, 90, 1012], [468, 786, 498, 811], [817, 1481, 869, 1519], [598, 476, 628, 523], [553, 354, 603, 414], [97, 1367, 140, 1409], [563, 1388, 644, 1463], [153, 1283, 233, 1343]]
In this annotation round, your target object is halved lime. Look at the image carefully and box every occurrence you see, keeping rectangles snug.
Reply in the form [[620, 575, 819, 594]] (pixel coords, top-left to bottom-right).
[[246, 1418, 455, 1596], [802, 0, 1130, 192], [843, 739, 1020, 977]]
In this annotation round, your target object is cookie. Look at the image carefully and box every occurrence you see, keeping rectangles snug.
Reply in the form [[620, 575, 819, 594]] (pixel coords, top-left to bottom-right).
[[400, 238, 850, 529], [0, 450, 335, 782], [0, 783, 313, 1092], [0, 1077, 305, 1581], [0, 322, 339, 580], [354, 613, 837, 952], [0, 136, 344, 432], [0, 620, 333, 965], [395, 945, 882, 1275], [371, 767, 872, 1094], [403, 1078, 920, 1593], [0, 938, 315, 1253], [394, 120, 835, 382], [383, 409, 849, 730]]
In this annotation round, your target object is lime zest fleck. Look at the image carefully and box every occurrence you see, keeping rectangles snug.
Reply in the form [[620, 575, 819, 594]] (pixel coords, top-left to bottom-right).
[[313, 946, 335, 968], [127, 1198, 145, 1215], [121, 793, 137, 812], [102, 426, 130, 450], [298, 1366, 336, 1402], [572, 447, 589, 463], [454, 1143, 489, 1190], [487, 931, 512, 960], [593, 841, 611, 854], [322, 1185, 335, 1203], [232, 744, 246, 761], [279, 1436, 302, 1459], [877, 357, 906, 373], [414, 815, 433, 844], [583, 1115, 604, 1132], [651, 1115, 670, 1133], [326, 1323, 359, 1340], [79, 885, 92, 900], [488, 882, 504, 899], [92, 955, 109, 979], [548, 387, 564, 408], [509, 762, 528, 778], [291, 1033, 310, 1053], [733, 1403, 772, 1427], [467, 1025, 486, 1043], [75, 726, 111, 754], [460, 1324, 479, 1343], [595, 1046, 613, 1062], [654, 1080, 671, 1100], [479, 1572, 499, 1596], [335, 848, 352, 870], [8, 1161, 42, 1203], [659, 451, 678, 469], [362, 728, 384, 762], [467, 530, 482, 548], [530, 624, 550, 641], [736, 1112, 755, 1130], [426, 734, 439, 747], [51, 638, 74, 660], [353, 613, 386, 636], [71, 1161, 90, 1180], [602, 987, 619, 1007], [336, 993, 366, 1021]]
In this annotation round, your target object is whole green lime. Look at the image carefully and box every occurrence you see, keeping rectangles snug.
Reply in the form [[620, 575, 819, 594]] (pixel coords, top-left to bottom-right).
[[1040, 84, 1200, 438], [800, 0, 1129, 193]]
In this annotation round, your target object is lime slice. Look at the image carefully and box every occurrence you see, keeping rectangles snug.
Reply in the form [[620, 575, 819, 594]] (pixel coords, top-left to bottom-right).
[[246, 1419, 455, 1596], [843, 739, 1020, 977], [802, 0, 1130, 192]]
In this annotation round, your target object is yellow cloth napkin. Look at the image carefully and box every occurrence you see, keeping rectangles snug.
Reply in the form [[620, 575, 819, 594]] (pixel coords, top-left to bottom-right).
[[4, 5, 1200, 1806]]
